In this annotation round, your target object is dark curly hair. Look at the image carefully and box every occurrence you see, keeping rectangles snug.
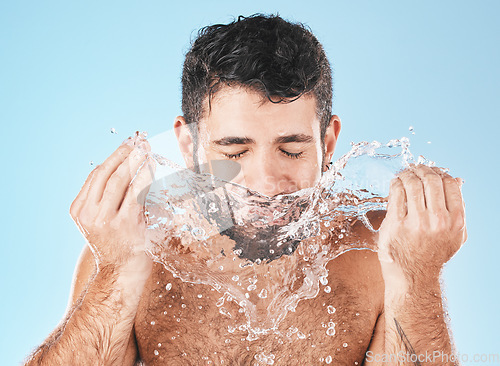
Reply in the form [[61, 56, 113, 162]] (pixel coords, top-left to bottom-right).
[[182, 14, 333, 156]]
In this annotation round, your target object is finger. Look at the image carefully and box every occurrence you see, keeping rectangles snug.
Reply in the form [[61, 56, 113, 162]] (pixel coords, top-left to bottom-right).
[[121, 156, 156, 214], [397, 168, 426, 215], [70, 167, 98, 218], [387, 177, 407, 219], [430, 166, 447, 176], [413, 165, 446, 214], [443, 175, 464, 214], [99, 143, 150, 216], [431, 168, 465, 213], [86, 139, 135, 204]]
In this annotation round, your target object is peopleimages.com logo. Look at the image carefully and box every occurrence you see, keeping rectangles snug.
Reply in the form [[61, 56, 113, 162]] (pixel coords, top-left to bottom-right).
[[365, 350, 499, 364]]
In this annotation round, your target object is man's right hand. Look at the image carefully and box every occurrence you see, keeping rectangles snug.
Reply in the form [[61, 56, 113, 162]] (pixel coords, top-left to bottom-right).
[[69, 133, 155, 276]]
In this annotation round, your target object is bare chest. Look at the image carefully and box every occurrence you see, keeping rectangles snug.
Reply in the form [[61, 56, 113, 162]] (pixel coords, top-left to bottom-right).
[[135, 259, 380, 366]]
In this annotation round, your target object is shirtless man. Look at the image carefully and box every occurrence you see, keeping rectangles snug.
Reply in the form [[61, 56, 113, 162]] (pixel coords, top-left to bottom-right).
[[25, 15, 467, 365]]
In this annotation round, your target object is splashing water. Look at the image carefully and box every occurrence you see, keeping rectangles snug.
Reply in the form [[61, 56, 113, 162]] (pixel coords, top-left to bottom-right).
[[144, 137, 434, 338]]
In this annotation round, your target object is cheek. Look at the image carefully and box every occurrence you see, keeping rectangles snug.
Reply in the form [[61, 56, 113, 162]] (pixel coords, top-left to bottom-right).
[[289, 158, 322, 188]]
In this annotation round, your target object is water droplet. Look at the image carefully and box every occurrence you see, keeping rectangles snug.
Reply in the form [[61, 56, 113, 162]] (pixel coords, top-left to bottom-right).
[[325, 355, 332, 364], [216, 297, 224, 307], [208, 202, 219, 213], [327, 305, 336, 314], [225, 339, 231, 343], [181, 304, 186, 308], [258, 289, 268, 298], [355, 312, 360, 316], [247, 284, 257, 291], [176, 318, 180, 322], [227, 325, 236, 333], [219, 265, 224, 271], [165, 283, 172, 291], [154, 350, 159, 356], [219, 307, 232, 318], [326, 327, 336, 336], [158, 343, 162, 347], [297, 331, 306, 339], [191, 227, 206, 240], [324, 286, 331, 293], [232, 275, 239, 281], [197, 294, 203, 298], [343, 342, 348, 347], [319, 276, 328, 285], [150, 321, 155, 325], [163, 311, 167, 315], [246, 332, 259, 341]]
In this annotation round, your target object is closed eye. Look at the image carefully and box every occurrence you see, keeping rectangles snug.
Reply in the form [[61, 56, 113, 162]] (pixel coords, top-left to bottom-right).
[[224, 150, 248, 159], [280, 149, 303, 159]]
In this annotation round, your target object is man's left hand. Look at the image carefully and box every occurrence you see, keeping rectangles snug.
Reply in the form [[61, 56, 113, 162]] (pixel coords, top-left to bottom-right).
[[377, 165, 467, 285]]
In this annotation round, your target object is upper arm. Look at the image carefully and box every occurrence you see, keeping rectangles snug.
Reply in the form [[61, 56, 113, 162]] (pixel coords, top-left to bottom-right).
[[65, 245, 139, 366]]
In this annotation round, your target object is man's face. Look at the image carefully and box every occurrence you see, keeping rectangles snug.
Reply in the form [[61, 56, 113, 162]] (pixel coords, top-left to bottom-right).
[[178, 86, 340, 197]]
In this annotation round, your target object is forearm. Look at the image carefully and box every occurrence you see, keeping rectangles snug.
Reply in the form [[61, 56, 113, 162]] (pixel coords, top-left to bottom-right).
[[25, 259, 147, 366], [383, 265, 456, 365]]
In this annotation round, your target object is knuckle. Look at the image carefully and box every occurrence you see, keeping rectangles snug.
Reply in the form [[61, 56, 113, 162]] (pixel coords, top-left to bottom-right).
[[422, 173, 440, 183], [452, 210, 466, 229], [406, 176, 422, 188], [433, 219, 448, 233], [433, 207, 447, 218], [415, 164, 429, 172], [109, 216, 122, 230], [390, 178, 402, 187], [430, 167, 443, 175], [443, 176, 456, 185], [69, 201, 78, 217]]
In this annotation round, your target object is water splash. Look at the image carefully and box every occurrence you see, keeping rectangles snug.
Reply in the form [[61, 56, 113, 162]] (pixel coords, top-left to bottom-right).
[[144, 137, 434, 338]]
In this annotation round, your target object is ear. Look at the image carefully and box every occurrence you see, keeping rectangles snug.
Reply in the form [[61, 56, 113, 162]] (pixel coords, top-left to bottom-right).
[[174, 116, 195, 169], [323, 115, 341, 167]]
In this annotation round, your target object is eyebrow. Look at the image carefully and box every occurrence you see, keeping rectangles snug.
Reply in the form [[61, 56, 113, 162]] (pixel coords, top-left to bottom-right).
[[274, 133, 314, 144], [212, 136, 255, 146], [211, 134, 314, 146]]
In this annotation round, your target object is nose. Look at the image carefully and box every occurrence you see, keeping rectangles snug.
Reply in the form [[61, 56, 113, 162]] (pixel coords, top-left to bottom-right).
[[239, 156, 295, 197]]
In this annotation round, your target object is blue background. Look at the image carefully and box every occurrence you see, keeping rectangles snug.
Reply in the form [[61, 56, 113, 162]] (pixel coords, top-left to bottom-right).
[[1, 1, 499, 364]]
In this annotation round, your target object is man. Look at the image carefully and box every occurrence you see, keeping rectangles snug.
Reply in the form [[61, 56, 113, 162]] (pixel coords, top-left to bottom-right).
[[25, 14, 466, 365]]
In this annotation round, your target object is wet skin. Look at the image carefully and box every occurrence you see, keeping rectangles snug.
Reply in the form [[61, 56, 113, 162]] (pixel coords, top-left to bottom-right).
[[134, 212, 386, 365], [62, 86, 466, 365], [133, 87, 386, 364]]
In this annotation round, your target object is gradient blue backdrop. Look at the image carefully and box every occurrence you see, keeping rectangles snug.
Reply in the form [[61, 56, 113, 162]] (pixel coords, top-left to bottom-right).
[[1, 1, 499, 364]]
